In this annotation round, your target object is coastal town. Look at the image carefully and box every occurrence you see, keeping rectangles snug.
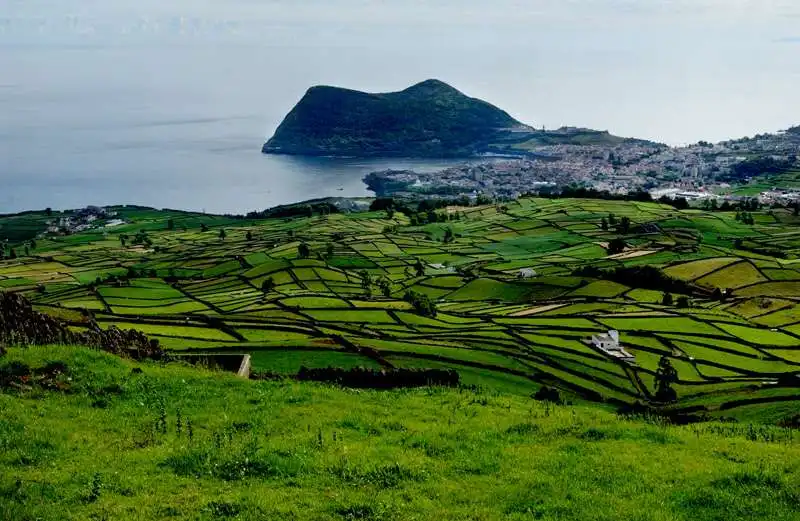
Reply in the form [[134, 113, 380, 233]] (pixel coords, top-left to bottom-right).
[[364, 126, 800, 204]]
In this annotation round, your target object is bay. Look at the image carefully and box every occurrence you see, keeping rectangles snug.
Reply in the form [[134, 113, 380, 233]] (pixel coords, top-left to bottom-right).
[[1, 0, 798, 213]]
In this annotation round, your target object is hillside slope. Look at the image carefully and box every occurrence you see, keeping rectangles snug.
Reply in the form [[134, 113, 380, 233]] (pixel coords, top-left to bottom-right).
[[262, 79, 529, 157], [1, 346, 798, 521]]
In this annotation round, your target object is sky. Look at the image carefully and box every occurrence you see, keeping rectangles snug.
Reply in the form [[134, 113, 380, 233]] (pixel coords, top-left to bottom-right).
[[2, 0, 798, 144]]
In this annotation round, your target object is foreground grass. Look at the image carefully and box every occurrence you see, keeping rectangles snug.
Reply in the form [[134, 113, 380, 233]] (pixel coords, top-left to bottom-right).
[[1, 347, 799, 521]]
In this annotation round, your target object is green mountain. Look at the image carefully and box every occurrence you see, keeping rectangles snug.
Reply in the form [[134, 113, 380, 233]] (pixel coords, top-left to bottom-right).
[[262, 79, 531, 158]]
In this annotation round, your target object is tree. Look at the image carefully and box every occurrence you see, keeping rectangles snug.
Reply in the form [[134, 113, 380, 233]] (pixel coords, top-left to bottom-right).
[[655, 356, 678, 402], [600, 217, 608, 231], [298, 243, 310, 259], [414, 259, 425, 277], [261, 277, 276, 294], [45, 207, 52, 217], [24, 245, 29, 256], [607, 237, 626, 255], [29, 239, 37, 250], [359, 270, 373, 298], [377, 277, 392, 297], [119, 234, 128, 247], [443, 227, 454, 243], [219, 229, 226, 241], [661, 292, 673, 306], [608, 213, 617, 226], [386, 207, 395, 220], [167, 219, 175, 230], [675, 197, 689, 209], [404, 290, 437, 317], [370, 198, 395, 212], [326, 243, 335, 258], [246, 231, 253, 242], [200, 223, 209, 232], [9, 248, 17, 260], [618, 216, 631, 234], [676, 296, 690, 308], [133, 230, 149, 246]]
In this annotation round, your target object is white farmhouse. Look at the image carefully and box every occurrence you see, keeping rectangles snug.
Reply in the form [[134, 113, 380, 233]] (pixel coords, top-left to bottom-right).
[[591, 330, 635, 362], [517, 268, 537, 279]]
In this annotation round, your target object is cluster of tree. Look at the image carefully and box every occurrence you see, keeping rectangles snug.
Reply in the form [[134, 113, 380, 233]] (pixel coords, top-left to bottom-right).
[[600, 213, 632, 235], [294, 366, 460, 389], [531, 186, 654, 203], [128, 230, 152, 247], [0, 246, 18, 260], [661, 293, 690, 308], [573, 265, 695, 296], [403, 290, 438, 317], [244, 200, 340, 220], [656, 196, 690, 209], [735, 211, 756, 225], [698, 198, 760, 213], [376, 277, 392, 298], [409, 210, 451, 226], [369, 196, 491, 217], [607, 237, 627, 255], [369, 198, 397, 212], [717, 156, 794, 182], [358, 270, 373, 298], [733, 239, 786, 259]]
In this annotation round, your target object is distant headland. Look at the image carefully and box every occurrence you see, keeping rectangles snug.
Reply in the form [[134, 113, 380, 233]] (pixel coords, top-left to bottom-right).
[[262, 79, 648, 159], [262, 79, 528, 158]]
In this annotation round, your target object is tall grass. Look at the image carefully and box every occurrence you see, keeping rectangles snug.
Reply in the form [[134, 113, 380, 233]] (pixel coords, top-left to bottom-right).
[[0, 345, 798, 520]]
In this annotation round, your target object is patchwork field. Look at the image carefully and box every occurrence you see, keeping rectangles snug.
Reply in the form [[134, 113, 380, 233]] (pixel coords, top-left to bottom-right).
[[3, 198, 800, 421]]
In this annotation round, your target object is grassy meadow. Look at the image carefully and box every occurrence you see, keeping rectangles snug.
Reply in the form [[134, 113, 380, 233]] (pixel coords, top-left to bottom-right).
[[1, 346, 799, 521]]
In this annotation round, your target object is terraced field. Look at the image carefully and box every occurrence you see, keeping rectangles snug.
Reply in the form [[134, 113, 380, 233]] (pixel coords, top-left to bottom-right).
[[3, 198, 800, 420]]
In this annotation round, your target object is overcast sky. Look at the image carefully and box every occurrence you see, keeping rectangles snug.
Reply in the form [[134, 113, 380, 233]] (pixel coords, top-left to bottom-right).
[[2, 0, 799, 144]]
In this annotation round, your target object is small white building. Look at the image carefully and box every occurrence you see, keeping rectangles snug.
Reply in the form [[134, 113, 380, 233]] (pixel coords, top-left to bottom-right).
[[517, 268, 537, 279], [591, 330, 635, 362]]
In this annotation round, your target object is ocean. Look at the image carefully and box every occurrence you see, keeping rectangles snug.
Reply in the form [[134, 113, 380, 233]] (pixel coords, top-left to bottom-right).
[[1, 0, 798, 213]]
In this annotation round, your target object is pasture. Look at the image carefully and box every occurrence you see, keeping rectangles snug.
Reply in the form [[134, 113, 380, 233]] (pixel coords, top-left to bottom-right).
[[3, 198, 800, 421]]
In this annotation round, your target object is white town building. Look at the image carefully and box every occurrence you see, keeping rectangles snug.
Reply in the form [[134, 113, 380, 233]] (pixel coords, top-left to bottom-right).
[[591, 330, 635, 362]]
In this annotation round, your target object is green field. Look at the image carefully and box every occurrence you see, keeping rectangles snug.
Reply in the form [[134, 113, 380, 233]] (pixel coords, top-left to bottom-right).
[[2, 198, 800, 420], [1, 346, 799, 521]]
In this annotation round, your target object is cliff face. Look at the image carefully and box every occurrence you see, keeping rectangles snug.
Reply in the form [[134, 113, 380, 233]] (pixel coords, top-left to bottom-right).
[[262, 79, 529, 158]]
